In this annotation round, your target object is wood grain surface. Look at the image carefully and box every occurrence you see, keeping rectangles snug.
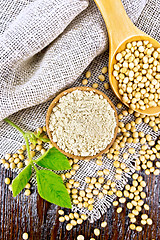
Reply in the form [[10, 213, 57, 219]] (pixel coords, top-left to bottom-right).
[[0, 167, 159, 240]]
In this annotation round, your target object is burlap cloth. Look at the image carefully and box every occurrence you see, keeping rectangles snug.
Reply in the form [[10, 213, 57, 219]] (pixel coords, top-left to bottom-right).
[[0, 0, 160, 222]]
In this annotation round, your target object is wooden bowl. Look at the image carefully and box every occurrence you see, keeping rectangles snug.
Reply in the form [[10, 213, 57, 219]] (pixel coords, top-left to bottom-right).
[[46, 87, 118, 160]]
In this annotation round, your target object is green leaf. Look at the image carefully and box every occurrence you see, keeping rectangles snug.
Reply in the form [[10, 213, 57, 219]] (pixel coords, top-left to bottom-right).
[[12, 164, 32, 197], [36, 170, 72, 208], [36, 147, 71, 171]]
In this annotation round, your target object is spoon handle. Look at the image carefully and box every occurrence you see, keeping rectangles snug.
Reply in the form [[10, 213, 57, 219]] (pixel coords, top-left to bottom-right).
[[94, 0, 143, 55]]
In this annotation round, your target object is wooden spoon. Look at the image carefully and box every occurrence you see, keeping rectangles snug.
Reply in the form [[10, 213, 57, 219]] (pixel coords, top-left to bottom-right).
[[46, 87, 118, 160], [94, 0, 160, 115]]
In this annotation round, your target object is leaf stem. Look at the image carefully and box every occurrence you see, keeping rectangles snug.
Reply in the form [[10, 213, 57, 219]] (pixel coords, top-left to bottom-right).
[[4, 118, 25, 135], [34, 150, 48, 162], [34, 133, 50, 143], [24, 135, 32, 161], [31, 162, 38, 172], [38, 137, 50, 142], [4, 118, 32, 161]]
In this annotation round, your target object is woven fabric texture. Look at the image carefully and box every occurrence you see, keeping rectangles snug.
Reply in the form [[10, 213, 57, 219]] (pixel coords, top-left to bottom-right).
[[0, 0, 147, 120], [0, 0, 160, 222]]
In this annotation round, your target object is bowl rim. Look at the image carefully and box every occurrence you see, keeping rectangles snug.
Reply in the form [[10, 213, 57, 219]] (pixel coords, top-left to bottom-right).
[[46, 86, 118, 160]]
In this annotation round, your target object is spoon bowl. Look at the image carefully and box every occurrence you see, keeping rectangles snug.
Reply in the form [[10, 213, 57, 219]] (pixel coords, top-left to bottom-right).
[[94, 0, 160, 115], [109, 35, 160, 115]]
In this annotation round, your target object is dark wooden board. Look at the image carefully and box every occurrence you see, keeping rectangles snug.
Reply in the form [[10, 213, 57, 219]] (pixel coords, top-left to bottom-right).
[[0, 167, 159, 240]]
